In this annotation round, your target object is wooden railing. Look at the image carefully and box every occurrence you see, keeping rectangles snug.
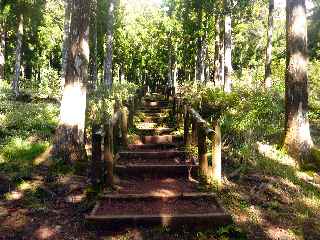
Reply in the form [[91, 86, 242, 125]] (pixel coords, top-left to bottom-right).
[[90, 89, 143, 186], [174, 96, 222, 183]]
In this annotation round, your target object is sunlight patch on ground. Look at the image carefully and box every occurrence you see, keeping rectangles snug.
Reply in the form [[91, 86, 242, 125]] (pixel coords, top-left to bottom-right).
[[256, 142, 297, 167], [33, 146, 53, 166]]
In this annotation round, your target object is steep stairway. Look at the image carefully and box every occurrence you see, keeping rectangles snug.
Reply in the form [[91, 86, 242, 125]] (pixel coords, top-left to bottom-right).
[[86, 94, 231, 230]]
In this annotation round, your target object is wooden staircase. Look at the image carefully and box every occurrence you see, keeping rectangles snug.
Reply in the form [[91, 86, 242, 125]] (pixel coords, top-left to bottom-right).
[[86, 94, 232, 230]]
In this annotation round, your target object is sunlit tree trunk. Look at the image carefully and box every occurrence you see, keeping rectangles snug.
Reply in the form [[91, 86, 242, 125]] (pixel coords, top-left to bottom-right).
[[224, 3, 232, 93], [61, 0, 72, 88], [52, 0, 90, 163], [283, 0, 313, 163], [89, 0, 98, 88], [103, 0, 115, 88], [13, 13, 23, 97], [264, 0, 274, 88], [0, 19, 5, 82]]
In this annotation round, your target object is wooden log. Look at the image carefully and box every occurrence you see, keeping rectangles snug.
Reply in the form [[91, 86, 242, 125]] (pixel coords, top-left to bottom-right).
[[104, 121, 114, 186], [211, 121, 221, 183], [91, 124, 103, 185], [184, 105, 191, 147], [197, 122, 208, 177], [121, 106, 129, 148]]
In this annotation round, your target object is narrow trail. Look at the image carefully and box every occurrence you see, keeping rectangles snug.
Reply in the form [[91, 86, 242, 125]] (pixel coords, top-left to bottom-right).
[[87, 93, 231, 229]]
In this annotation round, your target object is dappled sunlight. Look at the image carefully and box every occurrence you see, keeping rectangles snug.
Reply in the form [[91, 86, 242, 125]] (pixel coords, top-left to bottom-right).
[[33, 146, 53, 166], [256, 141, 297, 167], [33, 226, 57, 240], [292, 5, 307, 38]]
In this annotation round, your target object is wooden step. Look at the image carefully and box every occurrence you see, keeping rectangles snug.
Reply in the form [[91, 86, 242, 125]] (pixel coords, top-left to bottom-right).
[[142, 135, 183, 144], [118, 150, 186, 160], [86, 193, 232, 230], [136, 127, 174, 135], [127, 143, 178, 151], [115, 164, 199, 178]]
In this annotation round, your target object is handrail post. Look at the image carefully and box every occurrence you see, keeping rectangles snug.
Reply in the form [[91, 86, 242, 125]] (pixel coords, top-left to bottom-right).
[[113, 100, 121, 153], [183, 105, 191, 147], [128, 96, 134, 129], [91, 124, 103, 185], [212, 121, 221, 183], [192, 117, 197, 145], [104, 120, 114, 186], [121, 106, 129, 148], [197, 121, 208, 177]]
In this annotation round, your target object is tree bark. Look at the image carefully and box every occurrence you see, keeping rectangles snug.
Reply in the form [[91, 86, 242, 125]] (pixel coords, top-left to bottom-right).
[[89, 0, 98, 89], [196, 0, 205, 82], [103, 0, 115, 88], [283, 0, 313, 163], [218, 18, 225, 87], [13, 13, 23, 97], [224, 6, 232, 93], [213, 15, 220, 86], [0, 19, 5, 82], [52, 0, 90, 163], [264, 0, 274, 88], [61, 0, 72, 88]]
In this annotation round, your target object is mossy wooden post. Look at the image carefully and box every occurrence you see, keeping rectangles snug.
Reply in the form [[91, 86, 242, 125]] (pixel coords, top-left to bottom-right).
[[121, 106, 129, 148], [184, 105, 191, 147], [104, 120, 114, 186], [91, 124, 103, 185], [173, 96, 177, 121], [212, 121, 221, 183], [198, 121, 208, 177], [128, 96, 134, 128]]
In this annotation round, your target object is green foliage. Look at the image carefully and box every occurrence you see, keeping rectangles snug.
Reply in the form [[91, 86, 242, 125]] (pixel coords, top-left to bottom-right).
[[87, 82, 139, 125]]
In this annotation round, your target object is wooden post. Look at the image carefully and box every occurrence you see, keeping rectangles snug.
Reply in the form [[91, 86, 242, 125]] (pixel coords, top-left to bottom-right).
[[197, 121, 208, 177], [184, 105, 191, 147], [128, 96, 134, 129], [192, 117, 198, 145], [173, 96, 177, 121], [104, 120, 114, 186], [113, 100, 121, 153], [121, 106, 129, 148], [212, 121, 221, 183], [91, 124, 103, 185]]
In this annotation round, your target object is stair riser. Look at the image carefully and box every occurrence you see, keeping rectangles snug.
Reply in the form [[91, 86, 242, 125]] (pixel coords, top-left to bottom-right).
[[86, 214, 232, 230], [119, 151, 186, 160], [142, 135, 183, 144]]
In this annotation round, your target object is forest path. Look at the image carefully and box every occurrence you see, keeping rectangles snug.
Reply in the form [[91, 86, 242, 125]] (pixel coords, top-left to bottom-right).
[[86, 93, 231, 230]]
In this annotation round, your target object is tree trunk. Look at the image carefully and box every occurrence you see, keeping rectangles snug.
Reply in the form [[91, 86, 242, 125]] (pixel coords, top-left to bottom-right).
[[13, 13, 23, 97], [103, 0, 115, 88], [218, 18, 225, 87], [283, 0, 313, 163], [264, 0, 274, 88], [61, 0, 72, 88], [224, 9, 232, 93], [213, 16, 220, 86], [196, 1, 205, 82], [52, 0, 90, 163], [0, 19, 5, 82], [89, 0, 98, 89]]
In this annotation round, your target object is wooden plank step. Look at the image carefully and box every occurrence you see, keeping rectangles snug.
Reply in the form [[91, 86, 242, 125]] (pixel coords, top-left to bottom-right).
[[127, 143, 178, 151], [142, 135, 183, 144], [118, 150, 186, 159], [115, 164, 199, 178], [136, 128, 174, 135], [86, 194, 232, 229]]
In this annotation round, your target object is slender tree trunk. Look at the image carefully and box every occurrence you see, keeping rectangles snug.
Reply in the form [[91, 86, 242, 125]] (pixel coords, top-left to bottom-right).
[[61, 0, 72, 88], [283, 0, 313, 163], [224, 6, 232, 93], [0, 19, 5, 82], [52, 0, 90, 163], [213, 16, 220, 86], [103, 0, 115, 88], [264, 0, 274, 88], [218, 18, 225, 87], [119, 64, 125, 83], [13, 13, 23, 97], [196, 0, 205, 82], [89, 0, 98, 88]]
